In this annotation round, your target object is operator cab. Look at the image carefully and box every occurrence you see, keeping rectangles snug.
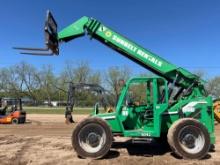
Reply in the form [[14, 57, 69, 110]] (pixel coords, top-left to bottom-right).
[[118, 77, 168, 132], [121, 77, 168, 106]]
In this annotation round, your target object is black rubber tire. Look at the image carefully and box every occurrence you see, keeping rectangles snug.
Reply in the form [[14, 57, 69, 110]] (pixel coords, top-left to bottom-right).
[[167, 118, 210, 159], [209, 144, 215, 152], [155, 133, 169, 146], [72, 117, 112, 159], [11, 118, 19, 124]]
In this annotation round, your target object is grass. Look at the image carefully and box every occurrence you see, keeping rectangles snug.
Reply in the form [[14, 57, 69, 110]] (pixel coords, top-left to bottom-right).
[[24, 106, 94, 114]]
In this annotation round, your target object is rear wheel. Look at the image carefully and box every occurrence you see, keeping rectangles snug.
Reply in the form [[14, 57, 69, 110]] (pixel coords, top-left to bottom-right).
[[167, 118, 210, 159], [11, 118, 19, 124], [72, 117, 112, 159]]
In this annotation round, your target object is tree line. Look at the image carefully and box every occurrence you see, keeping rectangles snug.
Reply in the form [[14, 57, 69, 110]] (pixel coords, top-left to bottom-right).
[[0, 61, 131, 106], [0, 61, 219, 106]]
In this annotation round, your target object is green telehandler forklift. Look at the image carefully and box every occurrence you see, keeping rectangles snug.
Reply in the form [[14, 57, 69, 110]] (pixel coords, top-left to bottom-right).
[[15, 11, 215, 159]]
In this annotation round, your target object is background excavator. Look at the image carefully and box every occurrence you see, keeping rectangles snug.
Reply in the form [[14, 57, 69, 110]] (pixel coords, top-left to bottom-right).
[[64, 82, 113, 124], [15, 11, 216, 159]]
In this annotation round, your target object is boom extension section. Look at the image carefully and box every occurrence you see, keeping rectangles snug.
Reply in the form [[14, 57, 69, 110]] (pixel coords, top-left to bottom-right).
[[58, 16, 201, 89]]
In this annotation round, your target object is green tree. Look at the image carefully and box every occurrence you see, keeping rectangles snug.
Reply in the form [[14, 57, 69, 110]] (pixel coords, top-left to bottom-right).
[[14, 62, 40, 102], [35, 65, 58, 104], [105, 66, 131, 104], [206, 76, 220, 98], [0, 67, 23, 98]]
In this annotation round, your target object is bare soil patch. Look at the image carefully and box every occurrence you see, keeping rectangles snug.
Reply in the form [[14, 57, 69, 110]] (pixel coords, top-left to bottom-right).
[[0, 114, 219, 165]]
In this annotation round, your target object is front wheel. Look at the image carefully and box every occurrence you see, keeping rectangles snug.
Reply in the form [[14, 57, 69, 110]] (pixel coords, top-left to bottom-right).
[[11, 118, 19, 124], [167, 118, 210, 159], [72, 117, 112, 159]]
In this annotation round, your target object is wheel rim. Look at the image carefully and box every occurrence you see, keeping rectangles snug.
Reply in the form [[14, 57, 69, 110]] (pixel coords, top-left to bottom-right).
[[178, 125, 205, 154], [78, 123, 106, 153], [12, 119, 18, 124]]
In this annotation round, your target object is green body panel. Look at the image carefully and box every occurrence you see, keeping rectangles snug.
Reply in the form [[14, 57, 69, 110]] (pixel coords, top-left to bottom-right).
[[57, 17, 215, 144], [58, 16, 89, 40]]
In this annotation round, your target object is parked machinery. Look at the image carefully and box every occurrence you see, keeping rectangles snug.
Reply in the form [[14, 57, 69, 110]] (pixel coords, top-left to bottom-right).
[[65, 82, 112, 123], [15, 11, 215, 159], [0, 98, 26, 124]]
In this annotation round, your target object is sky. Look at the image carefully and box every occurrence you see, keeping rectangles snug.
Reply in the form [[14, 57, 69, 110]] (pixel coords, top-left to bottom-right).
[[0, 0, 220, 79]]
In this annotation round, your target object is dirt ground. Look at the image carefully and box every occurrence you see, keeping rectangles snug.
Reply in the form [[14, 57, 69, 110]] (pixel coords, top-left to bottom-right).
[[0, 114, 219, 165]]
